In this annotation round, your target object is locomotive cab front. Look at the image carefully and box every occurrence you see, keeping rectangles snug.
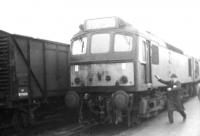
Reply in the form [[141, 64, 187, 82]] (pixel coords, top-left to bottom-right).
[[70, 17, 136, 89]]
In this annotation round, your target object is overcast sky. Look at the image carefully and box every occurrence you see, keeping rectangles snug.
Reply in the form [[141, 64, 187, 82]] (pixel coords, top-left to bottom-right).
[[0, 0, 200, 57]]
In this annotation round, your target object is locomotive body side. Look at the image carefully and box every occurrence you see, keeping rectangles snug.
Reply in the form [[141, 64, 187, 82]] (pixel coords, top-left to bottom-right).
[[137, 35, 195, 91]]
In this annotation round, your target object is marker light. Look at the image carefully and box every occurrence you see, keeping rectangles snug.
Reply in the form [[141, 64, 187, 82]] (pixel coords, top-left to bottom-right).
[[84, 17, 118, 30], [75, 65, 79, 72], [121, 63, 127, 70]]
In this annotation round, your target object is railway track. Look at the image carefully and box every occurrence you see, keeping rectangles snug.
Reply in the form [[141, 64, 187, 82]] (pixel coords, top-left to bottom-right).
[[39, 120, 98, 136]]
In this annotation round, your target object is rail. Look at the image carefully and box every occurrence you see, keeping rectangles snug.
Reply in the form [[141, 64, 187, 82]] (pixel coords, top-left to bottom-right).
[[47, 121, 98, 136]]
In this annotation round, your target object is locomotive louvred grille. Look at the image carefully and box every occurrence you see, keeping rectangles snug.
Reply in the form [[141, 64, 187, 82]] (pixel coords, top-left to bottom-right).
[[0, 36, 10, 96]]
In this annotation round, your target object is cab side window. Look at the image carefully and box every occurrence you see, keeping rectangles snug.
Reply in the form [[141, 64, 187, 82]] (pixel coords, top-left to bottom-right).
[[141, 41, 147, 62], [114, 34, 133, 52], [139, 37, 147, 83], [152, 45, 159, 65], [195, 60, 199, 78], [188, 58, 192, 76]]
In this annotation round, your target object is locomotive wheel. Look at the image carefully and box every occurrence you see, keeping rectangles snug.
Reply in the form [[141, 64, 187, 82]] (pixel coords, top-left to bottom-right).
[[12, 111, 23, 132], [112, 90, 129, 111], [112, 90, 132, 127], [189, 85, 194, 97], [196, 83, 200, 101], [127, 108, 132, 127]]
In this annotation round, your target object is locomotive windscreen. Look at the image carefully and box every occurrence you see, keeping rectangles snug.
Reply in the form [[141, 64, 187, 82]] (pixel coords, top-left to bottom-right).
[[72, 37, 87, 55], [71, 33, 133, 55]]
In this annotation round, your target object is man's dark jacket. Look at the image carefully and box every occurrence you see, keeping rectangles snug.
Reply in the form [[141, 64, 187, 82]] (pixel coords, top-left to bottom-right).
[[158, 79, 184, 111]]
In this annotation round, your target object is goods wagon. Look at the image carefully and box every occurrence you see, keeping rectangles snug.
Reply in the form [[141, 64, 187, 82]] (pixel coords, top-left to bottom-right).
[[0, 30, 69, 129], [65, 17, 200, 126]]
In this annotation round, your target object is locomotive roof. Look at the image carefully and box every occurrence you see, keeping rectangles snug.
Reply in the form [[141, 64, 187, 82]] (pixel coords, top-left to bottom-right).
[[73, 17, 184, 55]]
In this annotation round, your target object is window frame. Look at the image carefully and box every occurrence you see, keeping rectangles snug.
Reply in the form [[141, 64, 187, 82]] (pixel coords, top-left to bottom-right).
[[71, 36, 88, 55], [188, 58, 192, 77], [139, 37, 147, 64], [114, 33, 133, 52], [151, 43, 159, 65], [195, 60, 199, 78], [90, 33, 111, 54]]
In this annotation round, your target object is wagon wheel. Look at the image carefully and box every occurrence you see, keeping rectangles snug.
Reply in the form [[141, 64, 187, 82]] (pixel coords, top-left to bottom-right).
[[12, 110, 29, 132]]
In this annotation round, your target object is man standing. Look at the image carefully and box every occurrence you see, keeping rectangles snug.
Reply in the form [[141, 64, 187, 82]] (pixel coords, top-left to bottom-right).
[[155, 74, 186, 123]]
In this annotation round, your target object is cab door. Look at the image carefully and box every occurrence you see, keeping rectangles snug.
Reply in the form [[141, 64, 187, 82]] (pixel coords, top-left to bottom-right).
[[145, 40, 152, 83], [139, 37, 152, 84]]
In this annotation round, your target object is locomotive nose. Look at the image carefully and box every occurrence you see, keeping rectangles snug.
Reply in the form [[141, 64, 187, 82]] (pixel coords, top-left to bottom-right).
[[65, 91, 80, 108], [112, 90, 129, 111]]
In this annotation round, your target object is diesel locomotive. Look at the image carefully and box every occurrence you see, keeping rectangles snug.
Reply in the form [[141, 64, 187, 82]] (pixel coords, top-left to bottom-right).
[[65, 17, 200, 126], [0, 30, 69, 130]]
